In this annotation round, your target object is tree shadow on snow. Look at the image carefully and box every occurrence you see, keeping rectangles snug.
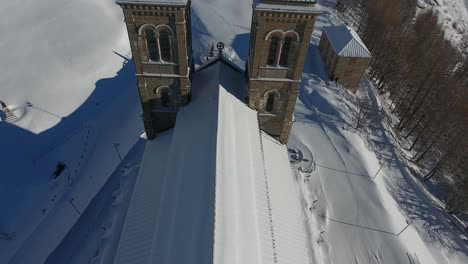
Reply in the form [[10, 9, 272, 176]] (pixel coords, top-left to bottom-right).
[[0, 53, 138, 241], [359, 78, 468, 256]]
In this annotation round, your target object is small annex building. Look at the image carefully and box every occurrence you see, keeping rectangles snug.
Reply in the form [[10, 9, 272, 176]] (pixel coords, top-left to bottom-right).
[[318, 25, 371, 94]]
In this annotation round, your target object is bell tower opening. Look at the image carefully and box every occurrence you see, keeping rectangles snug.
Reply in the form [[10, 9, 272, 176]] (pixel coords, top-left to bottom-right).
[[248, 0, 320, 143], [266, 92, 275, 113], [116, 0, 193, 140]]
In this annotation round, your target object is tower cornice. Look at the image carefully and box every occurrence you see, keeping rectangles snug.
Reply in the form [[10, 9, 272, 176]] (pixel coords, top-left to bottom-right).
[[255, 0, 320, 14], [115, 0, 188, 6]]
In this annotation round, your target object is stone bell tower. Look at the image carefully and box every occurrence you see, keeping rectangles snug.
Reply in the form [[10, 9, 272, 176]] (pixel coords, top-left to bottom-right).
[[248, 0, 320, 143], [116, 0, 193, 140]]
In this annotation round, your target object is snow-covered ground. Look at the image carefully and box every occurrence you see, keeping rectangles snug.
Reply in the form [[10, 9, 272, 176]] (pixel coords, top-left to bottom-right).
[[0, 0, 143, 262], [287, 2, 468, 263], [418, 0, 468, 49], [1, 0, 468, 263]]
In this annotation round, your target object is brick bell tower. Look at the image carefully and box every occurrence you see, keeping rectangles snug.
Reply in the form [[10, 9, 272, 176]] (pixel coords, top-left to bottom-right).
[[116, 0, 193, 140], [248, 0, 320, 143]]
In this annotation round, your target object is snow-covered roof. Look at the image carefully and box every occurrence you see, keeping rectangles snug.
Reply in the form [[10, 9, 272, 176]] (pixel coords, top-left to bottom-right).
[[322, 25, 371, 58], [114, 58, 308, 263], [115, 0, 188, 6]]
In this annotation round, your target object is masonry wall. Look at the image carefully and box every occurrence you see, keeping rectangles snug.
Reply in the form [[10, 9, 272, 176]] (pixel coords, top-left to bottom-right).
[[249, 8, 317, 143], [119, 2, 192, 139], [249, 79, 299, 141], [334, 57, 369, 93]]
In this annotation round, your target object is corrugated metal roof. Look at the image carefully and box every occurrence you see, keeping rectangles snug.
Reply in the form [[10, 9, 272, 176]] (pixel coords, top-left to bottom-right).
[[323, 25, 371, 58], [260, 132, 311, 264], [113, 131, 174, 264]]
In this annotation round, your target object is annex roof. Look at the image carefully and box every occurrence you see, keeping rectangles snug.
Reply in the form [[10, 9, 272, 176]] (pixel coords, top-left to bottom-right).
[[322, 25, 371, 58], [114, 57, 309, 264]]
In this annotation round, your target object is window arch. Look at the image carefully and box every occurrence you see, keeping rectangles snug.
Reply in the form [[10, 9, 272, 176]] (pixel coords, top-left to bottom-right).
[[264, 90, 280, 113], [154, 86, 172, 107], [279, 36, 292, 67], [159, 29, 172, 62], [266, 92, 275, 112], [145, 29, 159, 61], [265, 29, 300, 68], [139, 24, 174, 63]]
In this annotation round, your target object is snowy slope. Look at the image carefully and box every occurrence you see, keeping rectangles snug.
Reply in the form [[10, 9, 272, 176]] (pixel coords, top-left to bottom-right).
[[0, 0, 130, 133], [2, 0, 468, 263], [0, 0, 143, 262], [191, 0, 252, 62], [287, 2, 468, 263], [419, 0, 468, 48]]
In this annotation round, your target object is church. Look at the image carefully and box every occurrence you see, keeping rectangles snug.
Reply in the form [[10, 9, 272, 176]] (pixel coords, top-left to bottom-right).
[[113, 0, 321, 263], [116, 0, 320, 144]]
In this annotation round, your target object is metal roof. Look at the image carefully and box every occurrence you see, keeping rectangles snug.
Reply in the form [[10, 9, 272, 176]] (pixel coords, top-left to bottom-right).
[[322, 25, 371, 58]]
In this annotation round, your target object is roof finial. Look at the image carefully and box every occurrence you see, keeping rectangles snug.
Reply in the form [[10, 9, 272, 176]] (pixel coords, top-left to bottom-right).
[[209, 43, 215, 57], [217, 42, 225, 57]]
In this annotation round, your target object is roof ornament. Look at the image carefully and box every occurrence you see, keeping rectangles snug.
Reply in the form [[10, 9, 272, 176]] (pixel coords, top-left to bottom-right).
[[217, 42, 225, 57], [209, 43, 215, 57]]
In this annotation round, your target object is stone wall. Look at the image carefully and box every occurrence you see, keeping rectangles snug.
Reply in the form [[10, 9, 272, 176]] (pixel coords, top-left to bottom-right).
[[334, 57, 369, 93], [249, 79, 299, 142], [249, 7, 318, 143], [118, 2, 192, 139]]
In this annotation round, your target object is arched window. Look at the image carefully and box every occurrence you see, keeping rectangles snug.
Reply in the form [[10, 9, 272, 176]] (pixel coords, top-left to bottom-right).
[[267, 36, 280, 66], [265, 29, 300, 68], [279, 36, 292, 67], [266, 92, 275, 113], [145, 29, 159, 61], [159, 29, 172, 62], [161, 89, 170, 107], [140, 25, 173, 63]]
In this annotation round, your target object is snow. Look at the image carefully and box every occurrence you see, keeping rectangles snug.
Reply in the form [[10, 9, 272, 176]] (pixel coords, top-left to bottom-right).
[[1, 0, 468, 263], [45, 141, 145, 264], [214, 76, 265, 264], [322, 25, 371, 58], [115, 59, 222, 264], [0, 0, 143, 263], [113, 132, 173, 264], [418, 0, 468, 49], [114, 58, 310, 264], [261, 132, 310, 263], [286, 2, 468, 263]]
